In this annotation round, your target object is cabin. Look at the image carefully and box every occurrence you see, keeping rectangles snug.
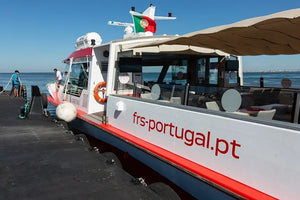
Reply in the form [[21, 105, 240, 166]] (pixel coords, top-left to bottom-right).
[[60, 33, 299, 124]]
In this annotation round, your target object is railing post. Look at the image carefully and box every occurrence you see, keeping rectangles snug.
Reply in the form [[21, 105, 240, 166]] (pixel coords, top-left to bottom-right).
[[293, 92, 300, 124], [184, 83, 190, 105], [170, 84, 175, 99], [133, 81, 137, 97]]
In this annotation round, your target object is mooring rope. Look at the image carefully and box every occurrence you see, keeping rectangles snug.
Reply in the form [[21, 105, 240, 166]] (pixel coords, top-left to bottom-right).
[[0, 74, 13, 94], [19, 76, 23, 86]]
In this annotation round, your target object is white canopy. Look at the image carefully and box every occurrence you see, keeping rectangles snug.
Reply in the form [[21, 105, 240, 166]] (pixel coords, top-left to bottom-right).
[[120, 36, 230, 56], [131, 44, 230, 56], [134, 8, 300, 56]]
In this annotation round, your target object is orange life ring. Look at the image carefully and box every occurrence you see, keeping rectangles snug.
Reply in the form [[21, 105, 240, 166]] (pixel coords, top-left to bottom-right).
[[94, 82, 107, 103]]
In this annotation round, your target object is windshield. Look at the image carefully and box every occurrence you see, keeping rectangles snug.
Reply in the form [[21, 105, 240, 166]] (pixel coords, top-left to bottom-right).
[[66, 62, 89, 96]]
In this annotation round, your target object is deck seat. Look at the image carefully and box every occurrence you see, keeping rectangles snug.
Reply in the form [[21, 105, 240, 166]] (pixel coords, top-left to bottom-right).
[[256, 109, 276, 120], [206, 101, 220, 111]]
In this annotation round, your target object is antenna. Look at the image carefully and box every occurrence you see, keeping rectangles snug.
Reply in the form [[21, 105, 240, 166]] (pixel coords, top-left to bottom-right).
[[108, 21, 134, 27]]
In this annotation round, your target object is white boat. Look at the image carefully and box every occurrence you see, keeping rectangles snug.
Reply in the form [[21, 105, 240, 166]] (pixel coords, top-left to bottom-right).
[[47, 5, 300, 200]]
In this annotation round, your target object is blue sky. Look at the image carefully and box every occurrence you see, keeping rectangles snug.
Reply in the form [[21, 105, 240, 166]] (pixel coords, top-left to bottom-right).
[[0, 0, 300, 72]]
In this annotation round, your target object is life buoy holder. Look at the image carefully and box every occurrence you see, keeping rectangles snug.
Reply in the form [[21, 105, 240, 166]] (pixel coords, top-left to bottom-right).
[[94, 82, 107, 103]]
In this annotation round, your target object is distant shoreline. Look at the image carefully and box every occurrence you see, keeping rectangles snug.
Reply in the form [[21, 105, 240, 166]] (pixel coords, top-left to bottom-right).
[[244, 70, 300, 73], [24, 72, 53, 73], [0, 70, 299, 74]]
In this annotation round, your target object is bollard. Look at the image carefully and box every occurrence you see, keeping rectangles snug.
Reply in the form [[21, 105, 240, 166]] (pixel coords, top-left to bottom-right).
[[19, 106, 26, 119], [260, 77, 264, 88]]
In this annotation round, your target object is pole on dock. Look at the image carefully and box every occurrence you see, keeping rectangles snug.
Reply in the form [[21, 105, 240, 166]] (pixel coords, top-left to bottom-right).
[[260, 77, 264, 88]]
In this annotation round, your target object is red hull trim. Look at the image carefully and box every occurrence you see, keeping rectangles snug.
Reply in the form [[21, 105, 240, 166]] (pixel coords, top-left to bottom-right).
[[47, 95, 60, 107]]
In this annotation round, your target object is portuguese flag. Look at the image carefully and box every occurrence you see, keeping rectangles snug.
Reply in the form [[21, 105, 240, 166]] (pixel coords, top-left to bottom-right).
[[133, 15, 156, 33]]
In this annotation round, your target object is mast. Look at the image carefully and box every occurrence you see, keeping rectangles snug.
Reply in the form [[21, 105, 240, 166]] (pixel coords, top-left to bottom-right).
[[108, 4, 176, 38]]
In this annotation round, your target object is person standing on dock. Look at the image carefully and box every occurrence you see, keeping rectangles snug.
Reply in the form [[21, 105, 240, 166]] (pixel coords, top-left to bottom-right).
[[12, 70, 20, 97], [53, 68, 62, 86]]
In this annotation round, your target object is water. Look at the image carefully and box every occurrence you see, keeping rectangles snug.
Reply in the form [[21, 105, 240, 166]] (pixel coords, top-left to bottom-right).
[[243, 72, 300, 88], [0, 73, 54, 95], [0, 72, 56, 114], [1, 71, 299, 112], [143, 71, 300, 89]]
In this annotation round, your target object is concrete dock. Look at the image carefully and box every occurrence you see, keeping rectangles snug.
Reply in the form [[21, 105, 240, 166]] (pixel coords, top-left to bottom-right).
[[0, 92, 166, 200]]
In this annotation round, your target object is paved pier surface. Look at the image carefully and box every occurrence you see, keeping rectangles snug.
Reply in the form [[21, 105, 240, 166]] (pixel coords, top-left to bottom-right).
[[0, 93, 160, 200]]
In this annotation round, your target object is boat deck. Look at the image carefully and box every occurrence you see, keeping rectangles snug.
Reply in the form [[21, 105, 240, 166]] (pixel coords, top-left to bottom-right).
[[82, 112, 106, 124], [0, 92, 159, 200]]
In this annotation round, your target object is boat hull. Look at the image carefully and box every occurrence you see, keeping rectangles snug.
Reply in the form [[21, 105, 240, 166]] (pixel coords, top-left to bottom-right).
[[69, 117, 240, 200], [48, 93, 298, 199]]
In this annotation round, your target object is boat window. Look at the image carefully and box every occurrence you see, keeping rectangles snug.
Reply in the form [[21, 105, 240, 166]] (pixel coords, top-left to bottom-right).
[[171, 60, 188, 85], [143, 66, 163, 83], [197, 58, 206, 84], [114, 53, 299, 125], [225, 57, 239, 86], [119, 57, 142, 73], [59, 64, 70, 86], [209, 57, 219, 85], [66, 62, 89, 97], [226, 71, 238, 85]]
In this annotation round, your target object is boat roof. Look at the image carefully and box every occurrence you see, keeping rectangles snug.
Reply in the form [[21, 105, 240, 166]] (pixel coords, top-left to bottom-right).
[[67, 47, 93, 59], [96, 35, 229, 56], [132, 8, 300, 56]]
